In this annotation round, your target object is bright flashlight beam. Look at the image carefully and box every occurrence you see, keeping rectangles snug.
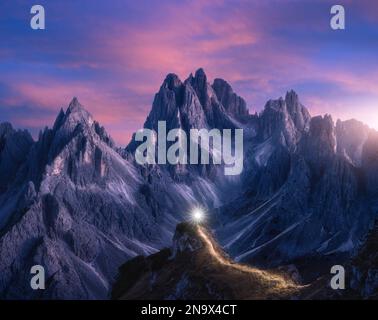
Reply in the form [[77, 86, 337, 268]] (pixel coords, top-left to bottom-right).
[[192, 208, 204, 223]]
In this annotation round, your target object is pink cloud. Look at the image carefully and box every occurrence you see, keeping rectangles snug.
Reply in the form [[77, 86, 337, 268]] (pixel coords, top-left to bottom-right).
[[2, 0, 378, 144], [3, 79, 148, 145]]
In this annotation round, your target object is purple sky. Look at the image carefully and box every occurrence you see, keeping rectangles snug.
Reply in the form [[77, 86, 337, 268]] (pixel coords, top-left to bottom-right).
[[0, 0, 377, 145]]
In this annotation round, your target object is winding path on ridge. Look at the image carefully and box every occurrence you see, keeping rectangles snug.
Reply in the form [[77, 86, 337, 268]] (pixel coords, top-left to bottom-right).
[[197, 225, 304, 291]]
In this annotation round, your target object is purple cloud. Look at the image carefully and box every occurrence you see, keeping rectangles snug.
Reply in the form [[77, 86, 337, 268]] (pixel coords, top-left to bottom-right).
[[0, 0, 377, 145]]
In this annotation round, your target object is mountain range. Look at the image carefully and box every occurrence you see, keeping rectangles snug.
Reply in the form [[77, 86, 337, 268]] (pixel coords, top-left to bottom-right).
[[0, 68, 377, 299]]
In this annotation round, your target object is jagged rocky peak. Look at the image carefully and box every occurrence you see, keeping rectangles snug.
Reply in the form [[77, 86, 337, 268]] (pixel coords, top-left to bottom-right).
[[187, 68, 207, 91], [162, 73, 182, 90], [144, 73, 186, 131], [362, 130, 378, 195], [259, 97, 297, 147], [0, 122, 32, 141], [0, 122, 14, 136], [25, 97, 119, 189], [0, 122, 34, 193], [194, 67, 206, 81], [212, 78, 249, 119], [362, 130, 378, 165], [308, 114, 336, 148], [48, 97, 93, 144], [184, 68, 239, 129], [299, 114, 336, 165], [0, 106, 171, 300], [62, 97, 94, 128], [68, 96, 80, 110], [261, 90, 310, 127], [336, 119, 370, 166], [143, 68, 240, 135], [50, 97, 115, 148], [184, 68, 215, 109], [336, 118, 370, 137], [258, 91, 311, 148], [285, 90, 311, 131], [261, 90, 309, 116], [264, 96, 286, 112], [171, 222, 203, 258]]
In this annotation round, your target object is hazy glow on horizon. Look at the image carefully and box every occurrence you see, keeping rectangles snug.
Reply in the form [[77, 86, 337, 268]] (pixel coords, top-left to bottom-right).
[[0, 0, 378, 145]]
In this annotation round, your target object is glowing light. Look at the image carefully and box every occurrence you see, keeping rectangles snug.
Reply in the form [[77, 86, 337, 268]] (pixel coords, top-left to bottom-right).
[[191, 208, 205, 223]]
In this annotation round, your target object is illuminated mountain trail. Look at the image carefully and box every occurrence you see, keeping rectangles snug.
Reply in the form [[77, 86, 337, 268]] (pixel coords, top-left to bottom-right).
[[197, 225, 302, 291], [113, 222, 317, 299]]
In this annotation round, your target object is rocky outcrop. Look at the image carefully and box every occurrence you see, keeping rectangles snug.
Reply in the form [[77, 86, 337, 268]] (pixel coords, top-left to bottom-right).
[[257, 91, 310, 150], [362, 131, 378, 196], [336, 119, 370, 166], [285, 90, 311, 133], [218, 114, 376, 285], [126, 68, 243, 199], [299, 115, 336, 167], [0, 122, 33, 194], [0, 99, 185, 299], [112, 222, 302, 300], [212, 78, 249, 120], [351, 221, 378, 298], [143, 69, 237, 134]]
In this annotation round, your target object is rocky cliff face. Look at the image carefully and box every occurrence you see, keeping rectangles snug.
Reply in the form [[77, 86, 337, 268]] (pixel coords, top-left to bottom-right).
[[126, 68, 246, 204], [257, 90, 310, 149], [362, 131, 378, 197], [1, 68, 378, 299], [351, 220, 378, 298], [212, 78, 249, 120], [142, 69, 240, 134], [0, 98, 191, 299], [0, 123, 33, 194], [336, 119, 370, 166], [218, 112, 375, 283]]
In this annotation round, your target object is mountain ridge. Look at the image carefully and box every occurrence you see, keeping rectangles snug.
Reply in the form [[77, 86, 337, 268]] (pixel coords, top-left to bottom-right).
[[1, 68, 378, 299], [112, 221, 305, 300]]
